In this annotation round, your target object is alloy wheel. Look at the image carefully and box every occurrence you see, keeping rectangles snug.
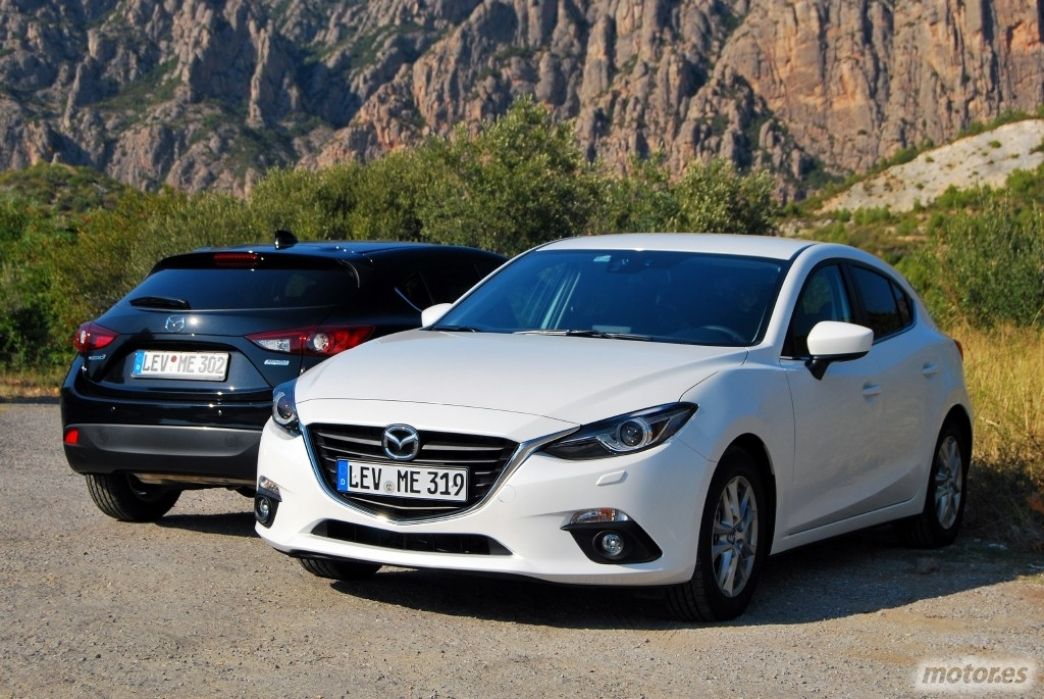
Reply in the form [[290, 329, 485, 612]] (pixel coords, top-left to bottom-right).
[[711, 475, 759, 598], [934, 435, 963, 529]]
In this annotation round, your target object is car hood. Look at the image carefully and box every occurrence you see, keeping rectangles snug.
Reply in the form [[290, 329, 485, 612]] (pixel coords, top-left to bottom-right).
[[296, 330, 746, 426]]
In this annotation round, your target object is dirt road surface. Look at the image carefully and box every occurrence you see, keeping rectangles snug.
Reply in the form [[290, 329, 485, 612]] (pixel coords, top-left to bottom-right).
[[1, 404, 1041, 698]]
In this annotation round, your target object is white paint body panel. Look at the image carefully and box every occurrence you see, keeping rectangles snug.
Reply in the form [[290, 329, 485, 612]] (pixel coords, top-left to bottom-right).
[[257, 234, 972, 585]]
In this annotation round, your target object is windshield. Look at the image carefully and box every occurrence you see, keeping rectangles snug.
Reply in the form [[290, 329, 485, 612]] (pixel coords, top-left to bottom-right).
[[433, 249, 786, 346]]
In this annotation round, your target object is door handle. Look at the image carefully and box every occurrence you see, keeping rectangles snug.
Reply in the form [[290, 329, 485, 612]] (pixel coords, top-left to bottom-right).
[[862, 383, 882, 398], [922, 362, 938, 377]]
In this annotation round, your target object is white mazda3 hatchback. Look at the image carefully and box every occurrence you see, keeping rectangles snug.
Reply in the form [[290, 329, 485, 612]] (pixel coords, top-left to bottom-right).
[[255, 234, 971, 621]]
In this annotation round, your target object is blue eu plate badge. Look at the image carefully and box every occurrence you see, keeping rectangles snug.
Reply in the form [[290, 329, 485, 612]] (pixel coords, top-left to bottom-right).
[[336, 459, 350, 493]]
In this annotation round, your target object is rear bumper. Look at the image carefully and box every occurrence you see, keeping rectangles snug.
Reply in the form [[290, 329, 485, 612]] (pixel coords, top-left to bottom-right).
[[63, 423, 261, 481], [61, 365, 269, 482]]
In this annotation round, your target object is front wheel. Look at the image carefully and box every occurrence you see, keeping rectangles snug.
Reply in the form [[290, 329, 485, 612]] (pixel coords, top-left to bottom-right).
[[665, 447, 769, 622], [899, 423, 969, 548], [85, 473, 180, 522], [298, 556, 382, 580]]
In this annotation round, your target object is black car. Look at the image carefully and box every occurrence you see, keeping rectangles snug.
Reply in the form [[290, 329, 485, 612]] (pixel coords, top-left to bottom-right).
[[61, 234, 504, 522]]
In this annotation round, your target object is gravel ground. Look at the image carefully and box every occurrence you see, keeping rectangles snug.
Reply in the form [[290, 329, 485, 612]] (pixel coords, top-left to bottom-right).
[[1, 404, 1041, 698]]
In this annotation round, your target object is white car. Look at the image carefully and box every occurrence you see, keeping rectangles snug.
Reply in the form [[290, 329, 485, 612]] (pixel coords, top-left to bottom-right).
[[255, 234, 971, 621]]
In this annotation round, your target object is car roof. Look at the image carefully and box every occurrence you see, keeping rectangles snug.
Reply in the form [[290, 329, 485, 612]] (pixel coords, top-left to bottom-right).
[[193, 240, 479, 259], [539, 233, 814, 260]]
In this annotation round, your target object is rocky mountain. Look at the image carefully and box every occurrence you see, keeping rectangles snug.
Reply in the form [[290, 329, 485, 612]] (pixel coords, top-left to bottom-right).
[[1, 0, 1042, 197]]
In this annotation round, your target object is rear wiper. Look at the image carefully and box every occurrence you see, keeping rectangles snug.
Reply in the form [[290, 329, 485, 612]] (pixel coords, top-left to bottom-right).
[[514, 329, 655, 342], [129, 296, 191, 310]]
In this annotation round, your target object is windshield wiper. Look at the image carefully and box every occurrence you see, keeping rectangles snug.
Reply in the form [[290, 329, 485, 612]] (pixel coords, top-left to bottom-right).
[[129, 296, 191, 310], [432, 325, 482, 332], [514, 329, 655, 342]]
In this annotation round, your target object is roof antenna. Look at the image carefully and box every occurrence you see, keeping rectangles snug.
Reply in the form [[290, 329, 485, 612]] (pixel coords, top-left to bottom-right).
[[274, 229, 298, 249]]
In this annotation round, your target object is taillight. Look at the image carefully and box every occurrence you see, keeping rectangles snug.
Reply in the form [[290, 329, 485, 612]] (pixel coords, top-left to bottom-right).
[[72, 322, 118, 353], [63, 428, 80, 445], [246, 326, 374, 357], [952, 338, 964, 361]]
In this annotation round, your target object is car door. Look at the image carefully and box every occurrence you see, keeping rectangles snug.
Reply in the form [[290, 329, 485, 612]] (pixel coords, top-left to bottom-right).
[[845, 264, 928, 510], [780, 262, 885, 536]]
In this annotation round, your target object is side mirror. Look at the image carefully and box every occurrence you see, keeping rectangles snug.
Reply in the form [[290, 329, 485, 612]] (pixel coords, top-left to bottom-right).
[[421, 303, 454, 328], [805, 321, 873, 380]]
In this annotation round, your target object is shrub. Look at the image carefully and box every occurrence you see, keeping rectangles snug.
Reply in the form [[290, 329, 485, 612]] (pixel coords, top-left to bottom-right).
[[933, 203, 1044, 327]]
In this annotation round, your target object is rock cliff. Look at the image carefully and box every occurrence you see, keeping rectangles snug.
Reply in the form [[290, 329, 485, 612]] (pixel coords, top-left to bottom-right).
[[1, 0, 1041, 196]]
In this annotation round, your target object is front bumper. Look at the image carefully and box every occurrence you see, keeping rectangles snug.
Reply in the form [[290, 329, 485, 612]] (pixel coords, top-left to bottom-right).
[[256, 419, 715, 587]]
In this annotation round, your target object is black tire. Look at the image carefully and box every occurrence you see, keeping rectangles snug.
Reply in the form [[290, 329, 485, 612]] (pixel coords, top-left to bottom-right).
[[85, 473, 181, 522], [298, 556, 382, 580], [900, 422, 969, 548], [666, 446, 770, 622]]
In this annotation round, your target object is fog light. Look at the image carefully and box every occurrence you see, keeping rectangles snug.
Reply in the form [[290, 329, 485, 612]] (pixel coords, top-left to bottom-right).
[[596, 531, 626, 559], [254, 493, 278, 527]]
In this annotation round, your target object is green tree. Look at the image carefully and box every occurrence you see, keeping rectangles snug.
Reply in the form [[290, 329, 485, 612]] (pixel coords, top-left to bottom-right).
[[592, 154, 679, 233], [417, 97, 600, 254], [348, 152, 425, 240], [671, 159, 779, 234]]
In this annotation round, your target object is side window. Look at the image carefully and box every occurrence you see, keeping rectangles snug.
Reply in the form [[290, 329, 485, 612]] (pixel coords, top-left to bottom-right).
[[850, 266, 903, 340], [786, 264, 853, 356]]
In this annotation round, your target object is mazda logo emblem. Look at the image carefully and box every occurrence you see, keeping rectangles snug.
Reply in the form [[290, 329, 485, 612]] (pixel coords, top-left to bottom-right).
[[164, 315, 187, 333], [382, 424, 420, 461]]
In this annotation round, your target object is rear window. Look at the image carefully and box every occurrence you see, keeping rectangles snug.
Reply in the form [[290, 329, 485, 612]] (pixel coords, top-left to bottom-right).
[[125, 268, 357, 310]]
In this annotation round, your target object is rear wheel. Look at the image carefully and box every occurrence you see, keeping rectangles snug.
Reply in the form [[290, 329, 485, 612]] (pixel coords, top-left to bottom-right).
[[298, 556, 382, 580], [900, 423, 968, 548], [665, 447, 769, 622], [85, 473, 180, 522]]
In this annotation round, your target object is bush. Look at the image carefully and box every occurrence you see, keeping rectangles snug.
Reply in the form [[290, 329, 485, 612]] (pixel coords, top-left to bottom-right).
[[933, 203, 1044, 327]]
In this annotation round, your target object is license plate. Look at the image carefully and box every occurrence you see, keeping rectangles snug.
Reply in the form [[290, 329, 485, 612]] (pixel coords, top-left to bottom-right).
[[132, 350, 229, 381], [336, 459, 468, 502]]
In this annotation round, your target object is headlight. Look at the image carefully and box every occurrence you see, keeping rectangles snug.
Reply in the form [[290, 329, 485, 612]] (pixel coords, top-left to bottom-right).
[[272, 381, 299, 433], [543, 403, 697, 460]]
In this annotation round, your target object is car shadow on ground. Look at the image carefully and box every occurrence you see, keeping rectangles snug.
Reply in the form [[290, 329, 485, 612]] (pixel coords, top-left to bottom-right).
[[157, 511, 257, 538], [327, 527, 1032, 630]]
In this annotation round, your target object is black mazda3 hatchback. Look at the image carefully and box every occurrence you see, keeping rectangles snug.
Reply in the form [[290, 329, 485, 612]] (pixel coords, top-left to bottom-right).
[[61, 234, 503, 521]]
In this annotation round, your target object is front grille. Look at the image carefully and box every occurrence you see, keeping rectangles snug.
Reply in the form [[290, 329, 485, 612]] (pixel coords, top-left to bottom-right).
[[308, 423, 518, 520], [312, 520, 511, 555]]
